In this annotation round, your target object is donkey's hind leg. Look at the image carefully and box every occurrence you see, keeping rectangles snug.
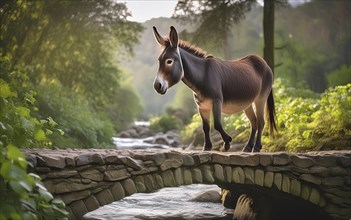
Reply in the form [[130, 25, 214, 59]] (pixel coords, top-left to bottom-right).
[[253, 99, 266, 152], [213, 100, 232, 151], [199, 109, 212, 151], [242, 105, 257, 152]]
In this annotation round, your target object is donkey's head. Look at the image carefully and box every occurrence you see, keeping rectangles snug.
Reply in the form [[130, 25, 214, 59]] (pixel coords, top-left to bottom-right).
[[152, 26, 183, 95]]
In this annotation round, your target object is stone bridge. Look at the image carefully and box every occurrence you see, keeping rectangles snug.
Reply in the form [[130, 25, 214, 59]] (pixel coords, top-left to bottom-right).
[[23, 149, 351, 220]]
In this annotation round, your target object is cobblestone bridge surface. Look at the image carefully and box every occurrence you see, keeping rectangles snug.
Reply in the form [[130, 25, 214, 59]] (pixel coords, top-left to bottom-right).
[[23, 149, 351, 220]]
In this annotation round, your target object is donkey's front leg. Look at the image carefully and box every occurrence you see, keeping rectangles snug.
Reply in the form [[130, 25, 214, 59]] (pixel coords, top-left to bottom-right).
[[199, 109, 212, 151], [213, 99, 232, 151]]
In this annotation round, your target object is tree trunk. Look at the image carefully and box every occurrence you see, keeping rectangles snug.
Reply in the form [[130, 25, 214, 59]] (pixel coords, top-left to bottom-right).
[[263, 0, 275, 73]]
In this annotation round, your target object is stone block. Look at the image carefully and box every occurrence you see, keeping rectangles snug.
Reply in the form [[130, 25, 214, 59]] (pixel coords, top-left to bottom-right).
[[308, 188, 320, 205], [214, 164, 224, 182], [47, 170, 78, 179], [83, 195, 100, 212], [259, 154, 273, 166], [80, 169, 103, 181], [230, 154, 259, 166], [104, 155, 120, 164], [144, 174, 156, 191], [310, 166, 329, 177], [134, 176, 146, 193], [232, 167, 245, 184], [273, 173, 282, 190], [192, 168, 203, 183], [225, 166, 232, 183], [173, 168, 183, 186], [75, 153, 104, 167], [254, 169, 264, 187], [201, 165, 214, 184], [300, 184, 311, 200], [182, 154, 194, 166], [192, 153, 211, 165], [322, 176, 344, 187], [244, 167, 254, 185], [65, 206, 76, 220], [55, 180, 98, 194], [290, 155, 315, 168], [162, 170, 176, 187], [104, 168, 131, 181], [95, 189, 114, 206], [282, 174, 290, 193], [212, 153, 230, 165], [273, 153, 291, 166], [336, 156, 351, 167], [62, 190, 91, 205], [183, 169, 193, 185], [290, 179, 301, 197], [69, 200, 88, 218], [263, 171, 274, 188], [119, 156, 143, 170], [39, 155, 66, 169], [153, 174, 164, 189], [299, 174, 322, 185], [160, 159, 183, 171], [109, 182, 125, 200], [122, 178, 137, 196], [329, 166, 348, 176], [65, 157, 75, 167]]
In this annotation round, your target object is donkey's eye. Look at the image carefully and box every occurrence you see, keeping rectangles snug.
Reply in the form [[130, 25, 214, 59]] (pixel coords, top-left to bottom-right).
[[166, 59, 173, 65]]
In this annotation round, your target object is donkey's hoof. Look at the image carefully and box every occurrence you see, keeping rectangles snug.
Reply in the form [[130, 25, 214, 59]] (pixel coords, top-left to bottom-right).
[[252, 147, 261, 152], [203, 146, 212, 151], [224, 143, 230, 151], [242, 146, 253, 152]]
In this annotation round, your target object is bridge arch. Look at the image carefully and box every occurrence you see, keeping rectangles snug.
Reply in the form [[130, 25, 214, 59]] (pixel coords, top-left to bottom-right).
[[23, 149, 351, 219]]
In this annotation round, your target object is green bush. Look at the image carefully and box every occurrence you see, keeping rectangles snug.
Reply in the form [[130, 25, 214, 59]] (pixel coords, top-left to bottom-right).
[[180, 78, 351, 152], [0, 59, 68, 219], [150, 114, 180, 133], [327, 65, 351, 87], [35, 83, 115, 148]]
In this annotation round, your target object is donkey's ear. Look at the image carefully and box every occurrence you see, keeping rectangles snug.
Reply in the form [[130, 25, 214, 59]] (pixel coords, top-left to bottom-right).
[[153, 26, 167, 46], [169, 26, 178, 48]]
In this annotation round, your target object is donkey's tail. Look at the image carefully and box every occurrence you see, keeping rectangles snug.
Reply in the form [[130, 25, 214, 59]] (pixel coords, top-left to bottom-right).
[[266, 89, 277, 137]]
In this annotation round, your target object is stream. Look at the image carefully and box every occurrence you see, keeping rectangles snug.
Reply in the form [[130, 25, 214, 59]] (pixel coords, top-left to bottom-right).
[[84, 184, 231, 220], [84, 124, 231, 220]]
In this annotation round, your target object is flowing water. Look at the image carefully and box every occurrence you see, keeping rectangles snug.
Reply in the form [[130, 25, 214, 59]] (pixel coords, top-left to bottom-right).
[[84, 127, 231, 220], [84, 184, 231, 220]]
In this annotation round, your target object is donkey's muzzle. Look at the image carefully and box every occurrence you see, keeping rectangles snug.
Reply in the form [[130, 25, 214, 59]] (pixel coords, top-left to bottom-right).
[[154, 79, 167, 95]]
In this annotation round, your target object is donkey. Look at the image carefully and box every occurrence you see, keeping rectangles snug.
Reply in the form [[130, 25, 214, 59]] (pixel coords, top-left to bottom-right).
[[152, 26, 277, 152]]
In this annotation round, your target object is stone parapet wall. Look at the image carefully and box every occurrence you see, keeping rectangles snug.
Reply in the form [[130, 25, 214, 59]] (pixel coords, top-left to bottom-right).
[[23, 149, 351, 220]]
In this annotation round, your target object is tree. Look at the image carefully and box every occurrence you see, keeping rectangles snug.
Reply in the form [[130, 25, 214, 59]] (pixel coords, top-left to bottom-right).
[[1, 0, 143, 110], [174, 0, 255, 59]]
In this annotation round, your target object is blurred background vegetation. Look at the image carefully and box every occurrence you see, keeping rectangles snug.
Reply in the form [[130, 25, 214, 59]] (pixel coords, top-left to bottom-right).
[[0, 0, 350, 217]]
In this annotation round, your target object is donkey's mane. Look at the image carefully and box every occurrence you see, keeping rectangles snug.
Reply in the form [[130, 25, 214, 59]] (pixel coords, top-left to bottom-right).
[[164, 38, 208, 58]]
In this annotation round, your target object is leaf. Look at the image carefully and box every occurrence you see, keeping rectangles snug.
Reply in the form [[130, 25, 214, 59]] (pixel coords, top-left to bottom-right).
[[34, 129, 46, 141], [7, 144, 25, 162], [51, 198, 65, 207], [9, 181, 25, 195], [38, 188, 53, 202], [0, 81, 16, 98], [16, 106, 30, 118], [0, 161, 27, 181], [19, 179, 33, 192], [35, 181, 47, 191], [47, 117, 58, 127]]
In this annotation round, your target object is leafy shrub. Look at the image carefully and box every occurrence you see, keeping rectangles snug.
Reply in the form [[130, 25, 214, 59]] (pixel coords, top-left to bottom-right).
[[150, 114, 180, 133], [180, 78, 351, 152], [35, 83, 115, 148], [327, 65, 351, 87], [0, 58, 68, 219]]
